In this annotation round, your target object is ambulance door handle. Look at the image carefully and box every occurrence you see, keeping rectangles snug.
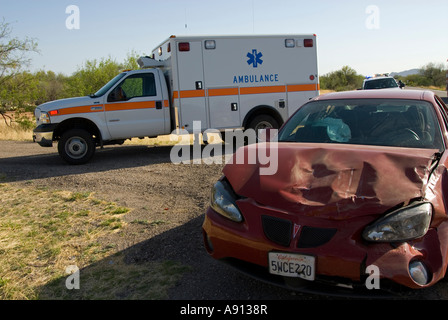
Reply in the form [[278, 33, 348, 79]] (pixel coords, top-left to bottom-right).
[[231, 103, 238, 111], [156, 101, 162, 109], [195, 81, 203, 90]]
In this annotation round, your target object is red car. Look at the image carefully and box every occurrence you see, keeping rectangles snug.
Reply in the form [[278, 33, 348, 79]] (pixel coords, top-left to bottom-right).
[[202, 89, 448, 295]]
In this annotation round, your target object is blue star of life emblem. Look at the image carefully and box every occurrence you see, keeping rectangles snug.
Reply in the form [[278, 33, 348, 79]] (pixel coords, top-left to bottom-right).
[[247, 49, 263, 68]]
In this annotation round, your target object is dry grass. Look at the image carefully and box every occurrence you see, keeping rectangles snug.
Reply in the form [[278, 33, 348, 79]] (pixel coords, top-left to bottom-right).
[[0, 116, 34, 141], [0, 184, 188, 300]]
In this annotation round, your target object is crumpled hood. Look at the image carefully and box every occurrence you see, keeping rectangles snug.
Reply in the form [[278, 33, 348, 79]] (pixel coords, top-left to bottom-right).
[[224, 143, 438, 219]]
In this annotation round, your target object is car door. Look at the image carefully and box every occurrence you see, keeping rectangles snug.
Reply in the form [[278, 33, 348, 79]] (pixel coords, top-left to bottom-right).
[[104, 71, 166, 139]]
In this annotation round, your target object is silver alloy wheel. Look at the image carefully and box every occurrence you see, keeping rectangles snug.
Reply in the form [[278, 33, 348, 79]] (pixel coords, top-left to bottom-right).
[[65, 136, 88, 160], [254, 120, 274, 131]]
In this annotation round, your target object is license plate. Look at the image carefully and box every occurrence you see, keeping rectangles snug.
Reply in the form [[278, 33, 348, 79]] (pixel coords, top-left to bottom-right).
[[268, 252, 315, 281]]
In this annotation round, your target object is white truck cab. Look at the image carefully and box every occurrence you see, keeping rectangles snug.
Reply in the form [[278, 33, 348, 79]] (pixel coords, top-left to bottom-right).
[[34, 34, 319, 164]]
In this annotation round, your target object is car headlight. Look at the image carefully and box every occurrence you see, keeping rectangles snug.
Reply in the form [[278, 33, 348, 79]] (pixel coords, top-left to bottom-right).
[[362, 202, 432, 242], [39, 111, 51, 124], [210, 179, 243, 222]]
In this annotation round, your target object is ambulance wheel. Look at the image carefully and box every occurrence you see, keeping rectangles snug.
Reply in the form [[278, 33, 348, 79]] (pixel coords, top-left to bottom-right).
[[245, 115, 278, 144], [248, 114, 279, 132], [58, 129, 96, 165]]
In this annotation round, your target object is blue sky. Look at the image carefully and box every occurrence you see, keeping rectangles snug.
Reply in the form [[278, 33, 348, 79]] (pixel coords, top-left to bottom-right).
[[1, 0, 447, 77]]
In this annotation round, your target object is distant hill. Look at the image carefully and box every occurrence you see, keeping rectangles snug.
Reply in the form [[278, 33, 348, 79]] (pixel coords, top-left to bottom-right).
[[389, 69, 420, 77]]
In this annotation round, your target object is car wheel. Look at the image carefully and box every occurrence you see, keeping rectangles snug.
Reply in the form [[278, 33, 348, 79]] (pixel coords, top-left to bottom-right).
[[58, 129, 96, 165]]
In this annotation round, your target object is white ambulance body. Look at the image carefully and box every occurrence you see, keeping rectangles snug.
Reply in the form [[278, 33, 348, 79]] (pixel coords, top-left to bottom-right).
[[146, 34, 319, 132], [34, 34, 319, 164]]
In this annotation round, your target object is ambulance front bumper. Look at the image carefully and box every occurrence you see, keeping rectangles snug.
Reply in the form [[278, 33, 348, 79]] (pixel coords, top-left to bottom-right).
[[33, 124, 57, 147]]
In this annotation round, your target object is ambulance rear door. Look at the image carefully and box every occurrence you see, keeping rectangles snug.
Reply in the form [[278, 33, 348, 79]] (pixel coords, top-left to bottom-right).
[[175, 40, 208, 131]]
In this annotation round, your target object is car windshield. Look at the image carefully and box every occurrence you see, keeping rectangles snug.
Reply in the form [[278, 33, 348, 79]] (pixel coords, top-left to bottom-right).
[[364, 78, 398, 89], [91, 72, 127, 97], [278, 99, 445, 151]]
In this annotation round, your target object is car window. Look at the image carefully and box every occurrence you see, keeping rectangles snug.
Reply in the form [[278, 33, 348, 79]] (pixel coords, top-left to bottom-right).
[[278, 99, 444, 151], [108, 73, 157, 102], [93, 72, 126, 97], [121, 73, 156, 98], [435, 96, 448, 131], [435, 96, 448, 115], [364, 78, 398, 89]]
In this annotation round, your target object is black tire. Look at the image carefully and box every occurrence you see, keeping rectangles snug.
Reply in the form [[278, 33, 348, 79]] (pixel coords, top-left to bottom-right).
[[58, 129, 96, 165], [247, 114, 279, 144], [248, 114, 279, 132]]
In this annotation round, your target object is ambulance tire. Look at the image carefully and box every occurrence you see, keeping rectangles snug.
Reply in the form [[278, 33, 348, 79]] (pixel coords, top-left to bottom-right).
[[248, 114, 279, 132], [58, 129, 96, 165], [247, 114, 279, 144]]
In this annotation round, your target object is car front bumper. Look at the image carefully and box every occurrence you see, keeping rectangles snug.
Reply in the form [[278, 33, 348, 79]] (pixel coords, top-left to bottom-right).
[[202, 199, 448, 294]]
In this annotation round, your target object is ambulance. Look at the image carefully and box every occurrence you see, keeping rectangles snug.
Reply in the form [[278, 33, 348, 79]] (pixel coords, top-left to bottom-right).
[[33, 34, 319, 164]]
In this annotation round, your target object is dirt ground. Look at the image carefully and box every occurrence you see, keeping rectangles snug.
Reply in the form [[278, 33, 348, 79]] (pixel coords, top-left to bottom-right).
[[1, 140, 448, 300]]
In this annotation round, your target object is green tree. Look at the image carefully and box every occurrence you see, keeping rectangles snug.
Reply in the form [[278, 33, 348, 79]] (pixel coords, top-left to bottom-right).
[[0, 19, 39, 123], [66, 57, 122, 97], [65, 51, 142, 97], [419, 62, 446, 88], [320, 66, 364, 91], [122, 50, 141, 70], [33, 70, 70, 105]]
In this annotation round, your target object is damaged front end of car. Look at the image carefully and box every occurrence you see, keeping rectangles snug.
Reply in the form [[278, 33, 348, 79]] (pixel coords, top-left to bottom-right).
[[202, 143, 448, 296]]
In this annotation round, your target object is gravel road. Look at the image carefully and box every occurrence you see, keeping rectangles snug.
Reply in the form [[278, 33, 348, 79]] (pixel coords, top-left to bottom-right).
[[1, 140, 448, 300]]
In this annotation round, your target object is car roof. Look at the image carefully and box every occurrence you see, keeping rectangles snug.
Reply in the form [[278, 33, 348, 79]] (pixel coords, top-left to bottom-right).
[[364, 76, 394, 81], [313, 89, 436, 102]]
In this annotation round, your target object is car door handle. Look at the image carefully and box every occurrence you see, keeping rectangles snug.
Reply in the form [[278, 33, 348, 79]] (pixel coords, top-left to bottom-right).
[[156, 101, 162, 109]]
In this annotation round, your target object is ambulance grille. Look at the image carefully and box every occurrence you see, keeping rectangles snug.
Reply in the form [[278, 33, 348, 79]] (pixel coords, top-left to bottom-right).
[[261, 215, 292, 247], [297, 226, 337, 248]]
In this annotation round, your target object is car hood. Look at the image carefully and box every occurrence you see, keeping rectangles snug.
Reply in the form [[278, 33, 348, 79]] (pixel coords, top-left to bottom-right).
[[223, 143, 438, 219], [37, 96, 96, 112]]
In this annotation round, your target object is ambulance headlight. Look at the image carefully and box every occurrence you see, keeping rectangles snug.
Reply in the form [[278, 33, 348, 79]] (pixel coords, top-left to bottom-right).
[[210, 180, 243, 222], [39, 112, 51, 124]]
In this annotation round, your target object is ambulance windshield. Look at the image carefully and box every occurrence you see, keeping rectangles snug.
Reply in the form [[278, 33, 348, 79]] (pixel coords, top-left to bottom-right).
[[91, 73, 127, 98]]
